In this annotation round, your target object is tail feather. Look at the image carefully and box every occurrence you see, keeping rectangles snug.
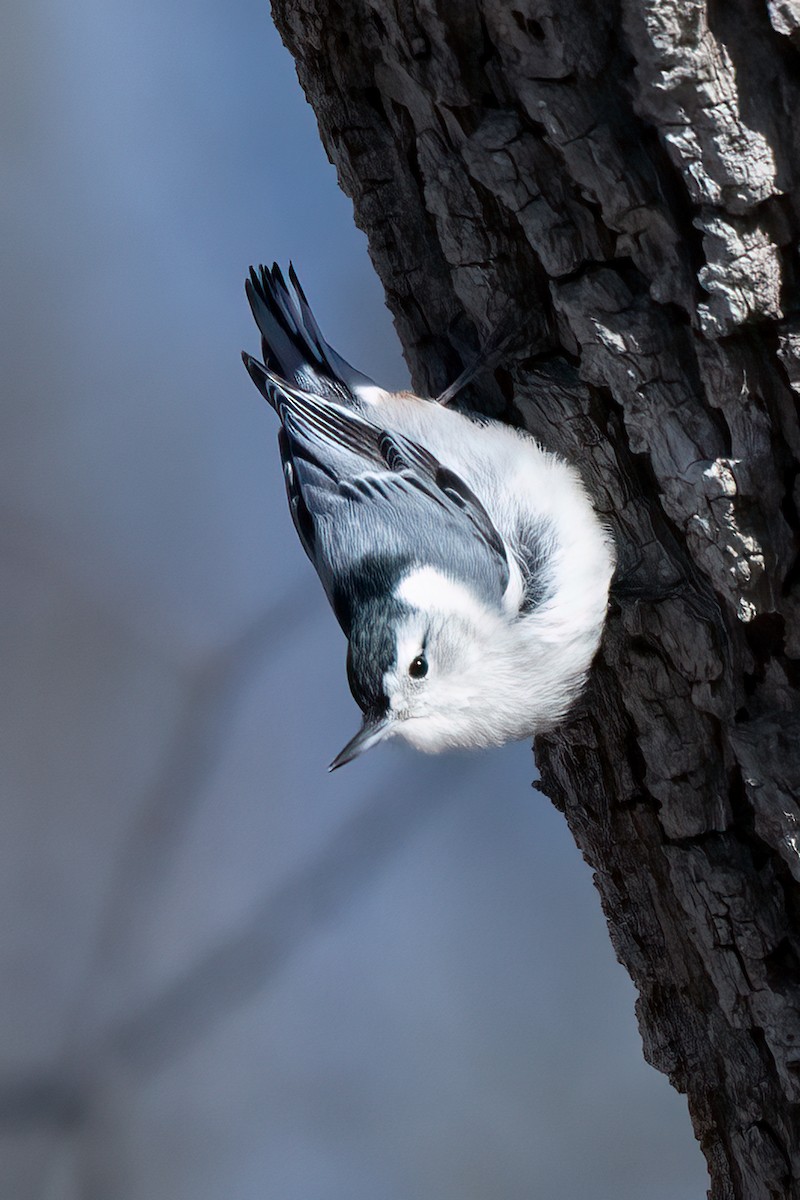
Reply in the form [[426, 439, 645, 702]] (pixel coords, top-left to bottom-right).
[[285, 263, 375, 393], [241, 350, 275, 406], [242, 351, 302, 417], [245, 267, 306, 384], [244, 263, 376, 403]]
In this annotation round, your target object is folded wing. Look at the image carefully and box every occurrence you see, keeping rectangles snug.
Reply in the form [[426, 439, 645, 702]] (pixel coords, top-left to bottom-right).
[[242, 354, 510, 634]]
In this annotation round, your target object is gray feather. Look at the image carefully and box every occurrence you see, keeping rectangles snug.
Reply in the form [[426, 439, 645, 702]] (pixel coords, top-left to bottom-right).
[[244, 357, 510, 629]]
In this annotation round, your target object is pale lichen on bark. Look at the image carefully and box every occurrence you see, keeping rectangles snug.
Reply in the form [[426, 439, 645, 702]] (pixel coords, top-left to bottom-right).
[[269, 1, 800, 1195]]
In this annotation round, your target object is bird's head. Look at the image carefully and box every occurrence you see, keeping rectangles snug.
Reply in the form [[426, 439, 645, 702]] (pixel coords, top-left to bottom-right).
[[329, 567, 512, 770]]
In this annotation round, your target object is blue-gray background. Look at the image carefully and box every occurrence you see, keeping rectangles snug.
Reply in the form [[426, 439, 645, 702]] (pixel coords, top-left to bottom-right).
[[1, 1, 707, 1196]]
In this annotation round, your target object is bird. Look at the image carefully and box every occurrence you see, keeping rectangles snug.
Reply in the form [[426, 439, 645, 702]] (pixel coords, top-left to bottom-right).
[[242, 263, 616, 770]]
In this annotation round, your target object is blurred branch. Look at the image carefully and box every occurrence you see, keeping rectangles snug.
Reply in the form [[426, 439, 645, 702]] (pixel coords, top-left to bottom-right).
[[0, 762, 458, 1119], [0, 1075, 85, 1131], [4, 579, 462, 1114], [105, 761, 465, 1070], [63, 583, 315, 1053], [57, 573, 462, 1081]]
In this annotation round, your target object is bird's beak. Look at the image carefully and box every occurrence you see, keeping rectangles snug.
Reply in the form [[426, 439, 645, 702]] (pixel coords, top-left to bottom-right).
[[329, 713, 392, 771]]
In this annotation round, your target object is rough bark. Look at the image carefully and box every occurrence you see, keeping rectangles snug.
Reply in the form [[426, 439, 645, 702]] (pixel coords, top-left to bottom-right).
[[268, 1, 800, 1196]]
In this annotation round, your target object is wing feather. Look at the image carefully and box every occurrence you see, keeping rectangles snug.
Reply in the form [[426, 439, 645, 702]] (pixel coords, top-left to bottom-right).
[[246, 362, 510, 623]]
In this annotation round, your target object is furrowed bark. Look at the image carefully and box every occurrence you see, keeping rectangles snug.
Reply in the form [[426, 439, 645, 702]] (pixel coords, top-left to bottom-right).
[[268, 2, 800, 1195]]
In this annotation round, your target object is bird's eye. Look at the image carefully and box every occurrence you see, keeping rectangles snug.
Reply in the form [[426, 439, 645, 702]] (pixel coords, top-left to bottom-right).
[[408, 655, 428, 679]]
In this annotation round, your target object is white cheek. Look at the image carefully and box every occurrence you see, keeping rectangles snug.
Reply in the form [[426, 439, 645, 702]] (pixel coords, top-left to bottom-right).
[[396, 567, 488, 625]]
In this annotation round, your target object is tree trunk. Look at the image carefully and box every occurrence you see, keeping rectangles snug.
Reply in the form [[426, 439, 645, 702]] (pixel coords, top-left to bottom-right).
[[268, 1, 800, 1195]]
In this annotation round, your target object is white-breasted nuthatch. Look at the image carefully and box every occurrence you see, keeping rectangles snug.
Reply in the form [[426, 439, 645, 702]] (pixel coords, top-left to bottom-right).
[[242, 264, 615, 770]]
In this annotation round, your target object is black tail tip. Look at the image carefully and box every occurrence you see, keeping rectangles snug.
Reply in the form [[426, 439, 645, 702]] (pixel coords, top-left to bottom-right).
[[241, 350, 261, 381], [241, 351, 273, 403]]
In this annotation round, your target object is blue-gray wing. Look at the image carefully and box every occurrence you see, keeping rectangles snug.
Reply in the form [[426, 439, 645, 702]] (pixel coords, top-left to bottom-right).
[[246, 359, 510, 633]]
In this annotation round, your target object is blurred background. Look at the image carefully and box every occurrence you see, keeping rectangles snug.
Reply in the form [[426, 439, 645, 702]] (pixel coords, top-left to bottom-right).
[[1, 1, 708, 1196]]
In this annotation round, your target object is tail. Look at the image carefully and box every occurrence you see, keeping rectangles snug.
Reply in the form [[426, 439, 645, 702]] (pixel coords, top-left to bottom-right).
[[241, 351, 327, 418], [243, 263, 377, 405], [241, 351, 287, 412]]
